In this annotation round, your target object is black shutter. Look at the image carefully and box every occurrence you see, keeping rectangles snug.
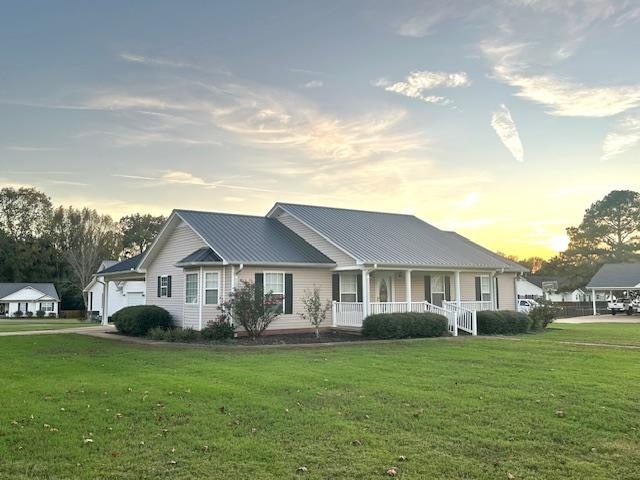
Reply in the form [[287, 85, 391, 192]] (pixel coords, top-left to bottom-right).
[[284, 274, 293, 314], [424, 275, 431, 302], [157, 276, 161, 297], [356, 274, 363, 303], [444, 276, 451, 301], [255, 273, 264, 299], [475, 277, 481, 301], [332, 274, 340, 302], [495, 276, 500, 309], [167, 276, 172, 298]]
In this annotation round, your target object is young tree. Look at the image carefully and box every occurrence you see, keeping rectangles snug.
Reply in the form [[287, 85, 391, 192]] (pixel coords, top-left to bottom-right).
[[300, 287, 331, 338], [119, 213, 166, 256], [221, 281, 280, 339]]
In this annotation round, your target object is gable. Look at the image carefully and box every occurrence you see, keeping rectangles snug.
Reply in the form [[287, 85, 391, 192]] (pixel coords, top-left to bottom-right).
[[2, 286, 52, 301]]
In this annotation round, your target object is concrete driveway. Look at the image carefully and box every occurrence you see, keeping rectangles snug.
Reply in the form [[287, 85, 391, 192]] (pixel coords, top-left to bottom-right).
[[556, 314, 640, 324]]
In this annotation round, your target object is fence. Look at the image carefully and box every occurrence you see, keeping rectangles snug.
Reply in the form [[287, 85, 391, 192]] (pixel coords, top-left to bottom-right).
[[553, 301, 608, 318]]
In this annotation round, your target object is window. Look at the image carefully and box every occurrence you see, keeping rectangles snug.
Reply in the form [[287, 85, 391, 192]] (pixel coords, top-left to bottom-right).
[[340, 274, 358, 302], [431, 275, 445, 307], [41, 302, 54, 312], [160, 276, 169, 297], [205, 272, 219, 305], [185, 273, 199, 304], [264, 272, 285, 313], [480, 275, 491, 301]]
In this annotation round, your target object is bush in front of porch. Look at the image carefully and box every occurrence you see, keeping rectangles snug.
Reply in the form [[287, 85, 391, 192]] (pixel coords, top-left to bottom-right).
[[476, 310, 532, 335], [362, 312, 448, 339]]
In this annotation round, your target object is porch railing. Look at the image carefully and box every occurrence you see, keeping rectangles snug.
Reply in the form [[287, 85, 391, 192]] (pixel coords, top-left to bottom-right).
[[331, 302, 364, 328], [443, 300, 492, 311]]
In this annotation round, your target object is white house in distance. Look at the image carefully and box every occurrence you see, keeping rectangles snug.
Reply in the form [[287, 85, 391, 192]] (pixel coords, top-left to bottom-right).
[[100, 202, 527, 336], [516, 277, 544, 299], [0, 283, 60, 317], [84, 255, 146, 320]]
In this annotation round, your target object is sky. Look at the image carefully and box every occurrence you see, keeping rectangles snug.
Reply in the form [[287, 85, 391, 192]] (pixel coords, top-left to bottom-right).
[[1, 0, 640, 259]]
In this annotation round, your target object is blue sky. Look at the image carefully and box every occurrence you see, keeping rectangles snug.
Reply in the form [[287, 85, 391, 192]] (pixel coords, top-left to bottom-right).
[[1, 0, 640, 257]]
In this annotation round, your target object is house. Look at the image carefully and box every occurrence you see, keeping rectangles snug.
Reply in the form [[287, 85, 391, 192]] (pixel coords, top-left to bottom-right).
[[516, 277, 544, 299], [102, 203, 527, 335], [547, 288, 590, 303], [0, 283, 60, 317], [586, 263, 640, 314], [84, 255, 146, 320]]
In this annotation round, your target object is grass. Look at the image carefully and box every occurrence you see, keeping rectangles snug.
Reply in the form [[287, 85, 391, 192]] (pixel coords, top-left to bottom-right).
[[539, 322, 640, 346], [1, 325, 639, 479], [0, 318, 93, 332]]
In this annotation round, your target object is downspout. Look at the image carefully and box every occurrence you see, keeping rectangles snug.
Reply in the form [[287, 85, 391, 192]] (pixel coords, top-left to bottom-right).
[[198, 265, 203, 331]]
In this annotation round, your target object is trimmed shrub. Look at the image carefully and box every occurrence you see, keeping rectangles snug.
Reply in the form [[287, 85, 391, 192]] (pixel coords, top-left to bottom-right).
[[47, 312, 57, 318], [26, 311, 34, 318], [112, 305, 172, 336], [477, 310, 531, 335], [36, 310, 46, 318], [201, 318, 235, 341], [362, 312, 448, 339], [14, 310, 23, 318]]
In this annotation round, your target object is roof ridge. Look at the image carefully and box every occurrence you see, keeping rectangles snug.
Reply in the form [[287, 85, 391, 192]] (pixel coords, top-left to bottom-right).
[[277, 202, 417, 218], [175, 208, 265, 219]]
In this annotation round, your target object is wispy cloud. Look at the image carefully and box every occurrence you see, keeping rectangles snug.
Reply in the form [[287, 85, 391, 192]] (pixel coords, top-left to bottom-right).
[[302, 80, 323, 89], [375, 71, 470, 105], [5, 145, 62, 152], [118, 52, 194, 69], [491, 104, 524, 162], [602, 116, 640, 160]]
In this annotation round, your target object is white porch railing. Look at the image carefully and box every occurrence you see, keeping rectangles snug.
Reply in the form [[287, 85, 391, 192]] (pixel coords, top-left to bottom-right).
[[332, 301, 477, 336], [444, 300, 492, 311]]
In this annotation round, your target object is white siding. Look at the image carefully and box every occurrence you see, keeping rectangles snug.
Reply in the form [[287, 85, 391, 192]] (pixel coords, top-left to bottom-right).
[[145, 220, 208, 327], [275, 212, 355, 268]]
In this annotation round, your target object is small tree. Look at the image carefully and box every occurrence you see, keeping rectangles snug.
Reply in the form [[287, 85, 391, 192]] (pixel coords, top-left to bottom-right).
[[300, 287, 331, 338], [221, 281, 280, 340]]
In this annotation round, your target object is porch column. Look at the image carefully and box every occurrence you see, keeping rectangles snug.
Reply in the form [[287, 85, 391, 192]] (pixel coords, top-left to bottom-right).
[[362, 269, 370, 319], [405, 270, 412, 310], [490, 272, 496, 309], [198, 266, 204, 330], [454, 271, 461, 308], [102, 279, 109, 326], [592, 289, 597, 316]]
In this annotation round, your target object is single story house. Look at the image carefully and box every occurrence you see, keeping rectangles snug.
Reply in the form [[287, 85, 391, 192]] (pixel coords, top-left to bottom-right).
[[516, 277, 544, 299], [102, 203, 527, 336], [84, 256, 146, 320], [0, 283, 60, 317], [586, 263, 640, 314]]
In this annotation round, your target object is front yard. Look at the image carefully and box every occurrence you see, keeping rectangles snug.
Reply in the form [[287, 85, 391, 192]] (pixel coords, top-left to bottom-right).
[[1, 324, 639, 479], [0, 318, 93, 333]]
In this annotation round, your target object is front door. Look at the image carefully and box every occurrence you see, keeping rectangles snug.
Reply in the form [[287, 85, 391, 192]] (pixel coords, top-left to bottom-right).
[[376, 274, 394, 302]]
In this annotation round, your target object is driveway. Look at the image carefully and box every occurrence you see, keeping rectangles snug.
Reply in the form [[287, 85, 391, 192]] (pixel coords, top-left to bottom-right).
[[0, 325, 115, 337], [556, 314, 640, 324]]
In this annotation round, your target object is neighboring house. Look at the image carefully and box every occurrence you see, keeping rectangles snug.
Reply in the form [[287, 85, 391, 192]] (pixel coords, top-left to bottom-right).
[[0, 283, 60, 317], [586, 263, 640, 314], [83, 255, 146, 320], [547, 288, 590, 303], [102, 203, 526, 336], [516, 277, 544, 299]]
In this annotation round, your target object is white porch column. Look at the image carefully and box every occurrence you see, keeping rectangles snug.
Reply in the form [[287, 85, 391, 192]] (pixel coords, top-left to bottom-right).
[[490, 272, 497, 310], [454, 271, 461, 308], [405, 270, 412, 310], [362, 269, 370, 319], [592, 289, 597, 316], [198, 266, 204, 330], [102, 279, 109, 326]]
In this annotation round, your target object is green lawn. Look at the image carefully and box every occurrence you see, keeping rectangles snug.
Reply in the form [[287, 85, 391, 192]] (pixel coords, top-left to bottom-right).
[[1, 326, 639, 479], [538, 322, 640, 346], [0, 318, 92, 332]]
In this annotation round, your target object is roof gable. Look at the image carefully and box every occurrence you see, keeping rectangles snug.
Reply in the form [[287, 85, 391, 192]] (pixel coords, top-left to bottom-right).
[[0, 283, 60, 301], [272, 203, 527, 271]]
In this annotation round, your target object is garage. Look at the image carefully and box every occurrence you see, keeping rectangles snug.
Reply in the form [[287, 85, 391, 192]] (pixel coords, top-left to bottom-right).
[[126, 292, 145, 307], [586, 263, 640, 315]]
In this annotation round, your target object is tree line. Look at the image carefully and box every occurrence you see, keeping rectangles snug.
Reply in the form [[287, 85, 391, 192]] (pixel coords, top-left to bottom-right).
[[502, 190, 640, 290], [0, 187, 165, 309]]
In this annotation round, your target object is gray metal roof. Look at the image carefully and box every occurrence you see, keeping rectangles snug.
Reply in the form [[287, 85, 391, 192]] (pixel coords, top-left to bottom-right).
[[175, 210, 335, 265], [98, 260, 118, 272], [100, 253, 144, 274], [586, 263, 640, 289], [0, 283, 60, 301], [177, 247, 223, 265], [274, 203, 528, 271]]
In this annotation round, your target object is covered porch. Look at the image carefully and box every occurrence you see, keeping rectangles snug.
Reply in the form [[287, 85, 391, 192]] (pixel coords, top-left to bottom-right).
[[330, 268, 502, 335]]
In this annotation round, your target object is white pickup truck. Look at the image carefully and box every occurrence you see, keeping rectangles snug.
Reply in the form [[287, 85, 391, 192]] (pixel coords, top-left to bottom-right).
[[608, 298, 640, 315]]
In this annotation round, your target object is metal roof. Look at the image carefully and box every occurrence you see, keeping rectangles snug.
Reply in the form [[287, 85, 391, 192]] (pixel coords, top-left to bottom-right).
[[175, 210, 335, 265], [98, 260, 118, 272], [273, 203, 528, 271], [586, 263, 640, 289], [0, 283, 60, 301], [177, 247, 223, 265], [100, 253, 144, 274]]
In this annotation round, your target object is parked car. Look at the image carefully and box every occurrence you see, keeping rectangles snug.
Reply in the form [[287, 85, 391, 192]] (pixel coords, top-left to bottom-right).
[[608, 298, 637, 315], [517, 298, 539, 314]]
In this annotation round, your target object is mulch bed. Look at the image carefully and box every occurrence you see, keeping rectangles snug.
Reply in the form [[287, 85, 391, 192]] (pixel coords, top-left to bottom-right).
[[234, 331, 368, 345]]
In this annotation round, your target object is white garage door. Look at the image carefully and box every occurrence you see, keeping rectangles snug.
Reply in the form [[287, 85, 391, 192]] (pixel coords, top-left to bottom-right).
[[127, 292, 145, 307]]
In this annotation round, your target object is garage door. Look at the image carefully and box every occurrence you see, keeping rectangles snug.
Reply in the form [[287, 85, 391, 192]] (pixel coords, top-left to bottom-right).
[[127, 292, 145, 307]]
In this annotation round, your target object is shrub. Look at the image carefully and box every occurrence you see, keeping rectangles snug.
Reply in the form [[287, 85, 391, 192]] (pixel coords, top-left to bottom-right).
[[300, 287, 331, 338], [26, 311, 34, 318], [201, 316, 235, 341], [14, 310, 23, 318], [221, 281, 280, 339], [147, 326, 173, 341], [112, 305, 172, 336], [529, 300, 557, 330], [48, 312, 57, 318], [36, 310, 46, 318], [172, 328, 199, 342], [362, 312, 448, 339], [477, 310, 531, 335]]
